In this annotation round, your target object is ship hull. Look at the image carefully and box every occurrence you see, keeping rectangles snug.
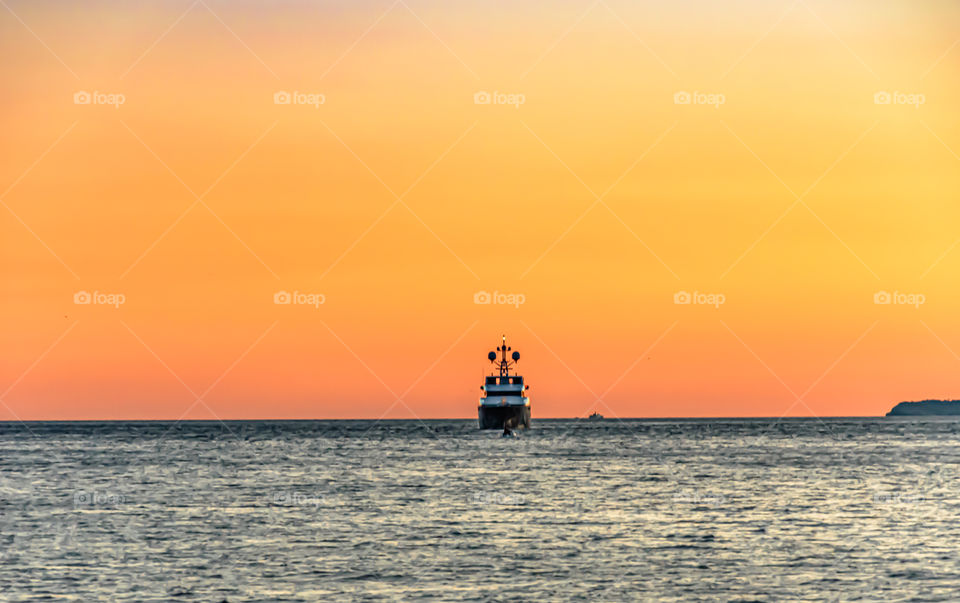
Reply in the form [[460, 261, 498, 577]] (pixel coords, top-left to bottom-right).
[[478, 405, 531, 430]]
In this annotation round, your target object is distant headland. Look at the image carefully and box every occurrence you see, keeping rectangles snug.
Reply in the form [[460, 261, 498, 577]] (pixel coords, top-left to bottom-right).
[[886, 400, 960, 416]]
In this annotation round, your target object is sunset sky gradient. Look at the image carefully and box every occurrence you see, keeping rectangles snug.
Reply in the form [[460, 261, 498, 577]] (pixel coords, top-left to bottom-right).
[[2, 0, 959, 420]]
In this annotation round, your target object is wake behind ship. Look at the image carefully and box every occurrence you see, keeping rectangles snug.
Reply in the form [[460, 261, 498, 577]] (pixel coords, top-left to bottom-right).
[[478, 336, 531, 429]]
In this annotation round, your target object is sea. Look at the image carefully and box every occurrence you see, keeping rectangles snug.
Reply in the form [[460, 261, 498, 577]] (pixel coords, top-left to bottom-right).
[[2, 417, 960, 601]]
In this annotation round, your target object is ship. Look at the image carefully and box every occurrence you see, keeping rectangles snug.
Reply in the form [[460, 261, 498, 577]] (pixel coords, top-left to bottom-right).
[[587, 411, 604, 420], [478, 335, 531, 430]]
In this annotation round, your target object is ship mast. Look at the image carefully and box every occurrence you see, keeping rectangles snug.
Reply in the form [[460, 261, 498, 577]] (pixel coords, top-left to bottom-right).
[[491, 334, 519, 377], [499, 334, 509, 376]]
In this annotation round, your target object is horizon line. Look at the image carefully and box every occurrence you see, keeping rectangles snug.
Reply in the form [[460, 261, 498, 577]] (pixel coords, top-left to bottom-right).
[[0, 415, 903, 423]]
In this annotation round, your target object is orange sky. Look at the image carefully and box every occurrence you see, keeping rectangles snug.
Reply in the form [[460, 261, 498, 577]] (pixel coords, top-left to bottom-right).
[[2, 0, 959, 420]]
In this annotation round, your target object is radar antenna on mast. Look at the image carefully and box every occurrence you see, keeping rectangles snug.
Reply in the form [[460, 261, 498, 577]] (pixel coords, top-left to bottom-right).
[[488, 334, 520, 377]]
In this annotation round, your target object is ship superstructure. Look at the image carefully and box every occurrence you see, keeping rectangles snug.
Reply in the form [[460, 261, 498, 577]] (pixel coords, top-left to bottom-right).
[[478, 335, 531, 430]]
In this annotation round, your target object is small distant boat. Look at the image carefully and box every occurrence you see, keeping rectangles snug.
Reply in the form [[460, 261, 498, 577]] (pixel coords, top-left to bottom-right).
[[587, 412, 604, 420]]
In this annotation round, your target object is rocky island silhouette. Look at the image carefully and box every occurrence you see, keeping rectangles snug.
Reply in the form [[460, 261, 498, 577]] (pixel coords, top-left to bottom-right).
[[886, 400, 960, 416]]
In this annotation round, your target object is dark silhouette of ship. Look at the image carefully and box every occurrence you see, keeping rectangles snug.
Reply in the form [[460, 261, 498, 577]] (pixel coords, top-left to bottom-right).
[[478, 336, 530, 430]]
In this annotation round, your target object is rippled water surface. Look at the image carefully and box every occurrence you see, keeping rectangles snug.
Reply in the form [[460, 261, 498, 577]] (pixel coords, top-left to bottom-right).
[[3, 418, 960, 601]]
